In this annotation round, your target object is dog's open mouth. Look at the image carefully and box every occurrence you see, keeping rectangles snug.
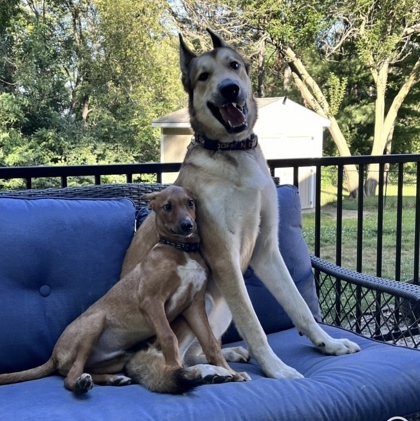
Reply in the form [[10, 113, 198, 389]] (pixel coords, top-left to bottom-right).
[[207, 102, 248, 133]]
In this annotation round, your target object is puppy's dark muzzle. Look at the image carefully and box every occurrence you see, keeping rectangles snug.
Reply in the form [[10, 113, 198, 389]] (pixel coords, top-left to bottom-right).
[[180, 219, 194, 235]]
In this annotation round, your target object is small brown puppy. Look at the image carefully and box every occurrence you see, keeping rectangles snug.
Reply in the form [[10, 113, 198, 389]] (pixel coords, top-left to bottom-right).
[[0, 185, 242, 394]]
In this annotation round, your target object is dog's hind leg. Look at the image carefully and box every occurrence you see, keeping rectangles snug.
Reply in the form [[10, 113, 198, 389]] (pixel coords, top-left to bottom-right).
[[61, 312, 107, 394]]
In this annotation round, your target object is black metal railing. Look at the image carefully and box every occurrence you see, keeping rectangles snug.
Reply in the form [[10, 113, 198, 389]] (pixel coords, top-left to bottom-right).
[[267, 154, 420, 285], [1, 154, 419, 285], [0, 162, 182, 188]]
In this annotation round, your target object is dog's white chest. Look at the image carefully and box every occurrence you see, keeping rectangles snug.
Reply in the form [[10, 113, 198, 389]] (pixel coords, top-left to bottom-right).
[[166, 256, 207, 313]]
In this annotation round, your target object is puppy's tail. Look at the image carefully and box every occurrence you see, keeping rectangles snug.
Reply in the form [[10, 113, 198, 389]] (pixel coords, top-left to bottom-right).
[[0, 358, 55, 385], [126, 347, 200, 394]]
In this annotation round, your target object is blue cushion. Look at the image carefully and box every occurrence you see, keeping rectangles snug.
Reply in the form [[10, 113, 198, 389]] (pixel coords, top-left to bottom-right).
[[0, 326, 419, 420], [0, 197, 135, 372], [222, 185, 322, 343]]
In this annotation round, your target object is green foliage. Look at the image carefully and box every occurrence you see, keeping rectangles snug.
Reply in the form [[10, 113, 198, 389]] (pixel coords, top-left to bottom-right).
[[1, 0, 418, 171], [327, 73, 348, 116], [0, 0, 185, 169]]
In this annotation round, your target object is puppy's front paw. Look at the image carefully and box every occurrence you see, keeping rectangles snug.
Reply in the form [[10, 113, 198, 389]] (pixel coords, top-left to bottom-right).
[[317, 338, 361, 355]]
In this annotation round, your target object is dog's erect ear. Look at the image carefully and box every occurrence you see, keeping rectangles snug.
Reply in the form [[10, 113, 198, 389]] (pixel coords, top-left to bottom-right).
[[179, 33, 196, 93], [207, 28, 229, 49]]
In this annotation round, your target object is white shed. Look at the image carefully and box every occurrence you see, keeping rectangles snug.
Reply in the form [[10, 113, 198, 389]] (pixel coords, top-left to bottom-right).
[[152, 97, 329, 209]]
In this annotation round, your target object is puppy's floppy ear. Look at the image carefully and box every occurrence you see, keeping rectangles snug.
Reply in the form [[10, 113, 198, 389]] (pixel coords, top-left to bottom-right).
[[207, 28, 229, 49], [141, 192, 159, 210], [179, 33, 196, 93]]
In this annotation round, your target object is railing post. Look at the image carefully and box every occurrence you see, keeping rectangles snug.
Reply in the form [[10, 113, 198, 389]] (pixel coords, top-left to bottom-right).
[[414, 162, 420, 285]]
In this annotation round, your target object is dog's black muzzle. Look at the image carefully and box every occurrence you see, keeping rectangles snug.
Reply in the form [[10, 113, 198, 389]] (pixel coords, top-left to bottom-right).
[[207, 80, 248, 134], [219, 80, 241, 103]]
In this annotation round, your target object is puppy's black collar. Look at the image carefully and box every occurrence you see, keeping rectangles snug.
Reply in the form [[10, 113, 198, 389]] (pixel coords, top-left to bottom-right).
[[159, 237, 200, 252], [192, 133, 258, 151]]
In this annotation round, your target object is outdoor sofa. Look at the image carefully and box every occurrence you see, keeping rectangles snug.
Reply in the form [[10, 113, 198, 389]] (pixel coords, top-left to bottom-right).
[[0, 182, 420, 421]]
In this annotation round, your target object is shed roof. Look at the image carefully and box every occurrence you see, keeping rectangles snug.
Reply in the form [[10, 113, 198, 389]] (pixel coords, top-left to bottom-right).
[[152, 97, 329, 129]]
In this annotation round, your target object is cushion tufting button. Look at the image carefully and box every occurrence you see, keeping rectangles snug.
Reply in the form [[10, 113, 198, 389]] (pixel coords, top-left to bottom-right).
[[39, 285, 51, 297]]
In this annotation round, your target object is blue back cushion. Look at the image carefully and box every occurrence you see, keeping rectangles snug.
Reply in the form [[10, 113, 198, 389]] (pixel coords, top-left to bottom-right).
[[222, 185, 322, 343], [0, 197, 135, 372]]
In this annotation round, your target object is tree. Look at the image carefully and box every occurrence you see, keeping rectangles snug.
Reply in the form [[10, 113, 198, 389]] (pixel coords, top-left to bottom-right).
[[231, 0, 420, 196], [0, 0, 185, 171], [337, 0, 420, 195], [244, 0, 420, 195]]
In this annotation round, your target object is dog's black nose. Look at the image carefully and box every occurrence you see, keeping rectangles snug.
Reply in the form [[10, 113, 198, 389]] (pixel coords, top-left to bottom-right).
[[220, 82, 240, 101], [181, 220, 194, 233]]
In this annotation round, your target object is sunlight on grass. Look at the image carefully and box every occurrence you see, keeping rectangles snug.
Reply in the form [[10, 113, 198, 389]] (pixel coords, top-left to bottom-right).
[[302, 182, 418, 282]]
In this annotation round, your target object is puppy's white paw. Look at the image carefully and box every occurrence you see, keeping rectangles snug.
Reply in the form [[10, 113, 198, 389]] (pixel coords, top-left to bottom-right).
[[317, 338, 361, 355]]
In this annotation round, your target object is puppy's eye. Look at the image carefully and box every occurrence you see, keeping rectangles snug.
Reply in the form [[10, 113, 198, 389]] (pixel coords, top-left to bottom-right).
[[198, 72, 209, 81], [230, 61, 240, 70], [163, 203, 172, 212], [188, 199, 195, 208]]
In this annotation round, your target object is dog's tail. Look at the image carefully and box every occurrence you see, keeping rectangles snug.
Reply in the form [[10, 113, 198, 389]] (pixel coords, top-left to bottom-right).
[[125, 347, 201, 394], [0, 358, 55, 385]]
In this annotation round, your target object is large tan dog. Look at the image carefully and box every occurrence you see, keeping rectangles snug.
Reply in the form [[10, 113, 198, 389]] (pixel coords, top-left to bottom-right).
[[0, 186, 246, 394], [122, 30, 360, 380]]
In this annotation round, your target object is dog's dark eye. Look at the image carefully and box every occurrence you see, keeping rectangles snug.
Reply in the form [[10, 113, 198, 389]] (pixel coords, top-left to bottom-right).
[[188, 199, 195, 208], [198, 72, 209, 81], [230, 61, 240, 70], [163, 203, 172, 212]]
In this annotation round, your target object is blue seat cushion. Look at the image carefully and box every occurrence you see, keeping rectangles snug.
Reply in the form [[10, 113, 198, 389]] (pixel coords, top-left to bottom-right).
[[222, 185, 322, 343], [0, 326, 419, 421], [0, 197, 135, 372]]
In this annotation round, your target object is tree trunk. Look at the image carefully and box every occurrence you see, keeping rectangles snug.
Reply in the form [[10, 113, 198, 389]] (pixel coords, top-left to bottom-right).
[[282, 47, 360, 196], [365, 61, 388, 196], [256, 36, 265, 97], [328, 118, 360, 198], [365, 59, 420, 196]]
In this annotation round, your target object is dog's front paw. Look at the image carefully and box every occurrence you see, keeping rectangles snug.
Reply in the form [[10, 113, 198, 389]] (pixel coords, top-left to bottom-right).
[[232, 371, 251, 382], [75, 373, 94, 394], [222, 346, 250, 363], [269, 365, 304, 380], [185, 364, 234, 384], [317, 338, 361, 355]]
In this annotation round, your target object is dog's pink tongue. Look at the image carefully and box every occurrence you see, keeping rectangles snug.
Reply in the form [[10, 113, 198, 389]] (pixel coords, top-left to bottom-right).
[[220, 104, 245, 127]]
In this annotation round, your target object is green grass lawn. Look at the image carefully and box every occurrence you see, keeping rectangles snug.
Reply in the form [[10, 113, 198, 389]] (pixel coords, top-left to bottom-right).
[[301, 183, 418, 281]]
